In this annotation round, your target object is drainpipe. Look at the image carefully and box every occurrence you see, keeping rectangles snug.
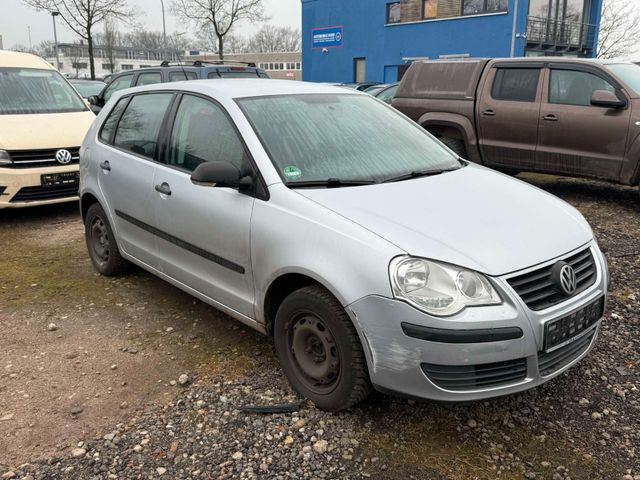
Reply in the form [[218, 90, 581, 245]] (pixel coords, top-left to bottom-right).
[[510, 0, 519, 57]]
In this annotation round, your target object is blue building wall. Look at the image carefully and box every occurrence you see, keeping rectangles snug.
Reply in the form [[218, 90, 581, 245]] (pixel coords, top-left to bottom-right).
[[302, 0, 602, 83]]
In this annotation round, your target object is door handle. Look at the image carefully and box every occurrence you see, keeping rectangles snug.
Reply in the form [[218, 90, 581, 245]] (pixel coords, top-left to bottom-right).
[[543, 114, 558, 122], [99, 160, 111, 172], [155, 182, 172, 196], [482, 109, 496, 116]]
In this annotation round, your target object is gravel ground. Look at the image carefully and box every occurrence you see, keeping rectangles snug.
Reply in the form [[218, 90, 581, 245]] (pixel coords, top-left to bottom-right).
[[0, 174, 638, 480]]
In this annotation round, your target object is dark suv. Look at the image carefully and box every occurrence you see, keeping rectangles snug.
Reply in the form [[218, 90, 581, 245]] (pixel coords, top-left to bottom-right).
[[89, 61, 269, 113]]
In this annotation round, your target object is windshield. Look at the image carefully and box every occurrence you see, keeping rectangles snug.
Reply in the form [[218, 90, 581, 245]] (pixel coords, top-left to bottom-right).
[[606, 63, 640, 96], [71, 81, 104, 98], [0, 68, 87, 115], [238, 93, 460, 184]]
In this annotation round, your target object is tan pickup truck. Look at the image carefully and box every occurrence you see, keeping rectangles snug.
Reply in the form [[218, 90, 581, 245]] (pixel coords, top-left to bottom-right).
[[393, 58, 640, 194]]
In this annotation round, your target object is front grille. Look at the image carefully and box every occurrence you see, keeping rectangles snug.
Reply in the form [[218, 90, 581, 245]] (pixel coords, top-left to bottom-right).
[[10, 184, 79, 203], [538, 330, 595, 376], [422, 358, 527, 391], [3, 148, 80, 169], [507, 248, 596, 311]]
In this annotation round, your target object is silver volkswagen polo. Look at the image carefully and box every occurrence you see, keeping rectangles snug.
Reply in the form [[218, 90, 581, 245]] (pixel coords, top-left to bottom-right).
[[79, 80, 609, 411]]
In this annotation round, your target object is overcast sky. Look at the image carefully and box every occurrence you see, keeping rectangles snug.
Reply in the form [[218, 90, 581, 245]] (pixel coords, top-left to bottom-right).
[[0, 0, 301, 48]]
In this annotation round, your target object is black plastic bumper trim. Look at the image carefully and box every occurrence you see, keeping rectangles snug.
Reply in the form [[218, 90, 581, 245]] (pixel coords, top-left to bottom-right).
[[401, 323, 524, 344]]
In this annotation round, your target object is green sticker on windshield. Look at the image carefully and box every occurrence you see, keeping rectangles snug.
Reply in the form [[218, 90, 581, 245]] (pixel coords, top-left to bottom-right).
[[283, 166, 302, 180]]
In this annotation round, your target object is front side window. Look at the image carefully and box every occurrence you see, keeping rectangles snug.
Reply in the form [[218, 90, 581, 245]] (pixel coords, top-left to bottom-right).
[[168, 95, 246, 172], [136, 72, 162, 86], [104, 74, 133, 102], [549, 70, 615, 106], [463, 0, 507, 15], [378, 84, 399, 104], [238, 94, 460, 185], [491, 68, 540, 102], [387, 2, 401, 23], [113, 93, 173, 159], [0, 68, 87, 115]]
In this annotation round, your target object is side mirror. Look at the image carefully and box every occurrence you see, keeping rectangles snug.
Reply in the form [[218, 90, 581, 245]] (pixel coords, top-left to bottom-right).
[[88, 95, 99, 106], [191, 161, 249, 189], [590, 90, 626, 109]]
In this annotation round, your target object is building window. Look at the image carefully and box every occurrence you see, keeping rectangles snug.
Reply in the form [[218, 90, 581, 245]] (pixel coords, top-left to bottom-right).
[[295, 62, 301, 70], [102, 63, 113, 70], [462, 0, 507, 15], [71, 62, 88, 69], [387, 2, 401, 23], [121, 64, 134, 70], [423, 0, 437, 18]]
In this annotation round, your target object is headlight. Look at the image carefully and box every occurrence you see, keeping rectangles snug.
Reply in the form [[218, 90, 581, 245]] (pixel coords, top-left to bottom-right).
[[390, 257, 501, 316], [0, 150, 10, 166]]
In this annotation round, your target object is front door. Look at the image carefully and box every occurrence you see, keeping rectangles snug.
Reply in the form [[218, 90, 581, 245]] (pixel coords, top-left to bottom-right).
[[96, 92, 174, 269], [153, 94, 256, 317], [477, 65, 543, 171], [537, 66, 631, 179]]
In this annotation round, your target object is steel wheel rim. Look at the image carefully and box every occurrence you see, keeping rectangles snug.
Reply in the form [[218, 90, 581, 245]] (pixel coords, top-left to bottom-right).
[[90, 216, 110, 264], [287, 312, 341, 395]]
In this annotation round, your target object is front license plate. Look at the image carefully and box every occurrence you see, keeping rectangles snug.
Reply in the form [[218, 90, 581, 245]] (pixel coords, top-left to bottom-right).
[[544, 296, 604, 352], [41, 172, 79, 187]]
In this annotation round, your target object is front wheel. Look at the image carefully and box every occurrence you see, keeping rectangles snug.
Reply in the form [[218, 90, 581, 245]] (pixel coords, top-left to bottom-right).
[[274, 285, 372, 411], [85, 203, 131, 276]]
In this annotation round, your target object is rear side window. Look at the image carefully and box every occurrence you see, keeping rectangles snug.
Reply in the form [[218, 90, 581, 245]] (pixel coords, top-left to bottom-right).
[[491, 68, 540, 102], [113, 93, 173, 159], [549, 69, 616, 106], [169, 71, 198, 82], [207, 71, 221, 79], [99, 97, 128, 144], [136, 72, 162, 86]]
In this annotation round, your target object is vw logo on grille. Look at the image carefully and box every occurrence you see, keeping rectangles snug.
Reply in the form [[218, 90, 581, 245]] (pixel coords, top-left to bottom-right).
[[552, 261, 577, 296], [55, 149, 72, 165]]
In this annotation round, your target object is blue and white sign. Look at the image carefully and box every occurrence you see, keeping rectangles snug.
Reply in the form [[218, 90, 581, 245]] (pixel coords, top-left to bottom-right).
[[312, 26, 343, 49]]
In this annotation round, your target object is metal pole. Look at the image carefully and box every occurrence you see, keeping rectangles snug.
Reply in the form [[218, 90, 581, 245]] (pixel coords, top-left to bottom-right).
[[160, 0, 168, 61], [510, 0, 519, 57], [28, 26, 32, 51], [52, 12, 60, 69]]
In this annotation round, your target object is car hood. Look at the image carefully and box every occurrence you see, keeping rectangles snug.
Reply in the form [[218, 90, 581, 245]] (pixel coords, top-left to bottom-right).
[[0, 111, 95, 150], [294, 165, 593, 276]]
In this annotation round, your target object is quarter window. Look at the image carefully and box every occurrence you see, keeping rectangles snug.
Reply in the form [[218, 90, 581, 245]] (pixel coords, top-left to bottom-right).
[[491, 68, 540, 102], [99, 97, 128, 144], [387, 2, 401, 23], [167, 95, 246, 172], [113, 93, 173, 159], [549, 70, 616, 106]]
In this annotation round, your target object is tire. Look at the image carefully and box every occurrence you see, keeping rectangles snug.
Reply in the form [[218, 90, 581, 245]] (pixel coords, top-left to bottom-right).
[[84, 203, 130, 276], [439, 136, 467, 159], [274, 285, 372, 412]]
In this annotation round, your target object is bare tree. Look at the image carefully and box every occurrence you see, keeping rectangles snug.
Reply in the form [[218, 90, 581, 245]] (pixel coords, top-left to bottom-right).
[[23, 0, 132, 79], [101, 18, 119, 74], [597, 0, 640, 59], [33, 40, 55, 57], [172, 0, 267, 60], [69, 42, 84, 78], [248, 25, 301, 53]]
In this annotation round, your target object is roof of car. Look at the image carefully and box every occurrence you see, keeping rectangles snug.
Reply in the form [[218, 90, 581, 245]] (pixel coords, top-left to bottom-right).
[[118, 79, 366, 101], [0, 50, 56, 70]]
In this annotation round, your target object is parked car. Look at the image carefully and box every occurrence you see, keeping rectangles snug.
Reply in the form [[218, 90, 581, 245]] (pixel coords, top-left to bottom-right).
[[88, 61, 270, 113], [69, 79, 106, 100], [0, 51, 95, 208], [80, 80, 608, 411], [393, 58, 640, 194], [372, 82, 399, 104], [363, 83, 390, 95], [339, 82, 381, 91]]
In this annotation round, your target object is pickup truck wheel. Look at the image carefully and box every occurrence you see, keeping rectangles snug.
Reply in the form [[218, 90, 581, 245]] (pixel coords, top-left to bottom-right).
[[85, 203, 130, 276], [274, 285, 372, 412], [439, 137, 467, 159]]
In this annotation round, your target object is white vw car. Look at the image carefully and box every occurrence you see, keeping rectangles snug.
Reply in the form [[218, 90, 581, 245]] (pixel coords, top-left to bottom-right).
[[79, 80, 608, 411]]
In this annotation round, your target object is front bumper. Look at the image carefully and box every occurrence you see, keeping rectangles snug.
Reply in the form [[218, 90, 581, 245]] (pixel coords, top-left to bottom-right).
[[347, 243, 608, 402], [0, 165, 79, 209]]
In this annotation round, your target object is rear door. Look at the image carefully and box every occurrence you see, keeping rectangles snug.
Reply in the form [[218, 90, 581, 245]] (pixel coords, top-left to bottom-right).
[[477, 63, 543, 171], [96, 92, 174, 269], [537, 65, 631, 179], [153, 93, 256, 317]]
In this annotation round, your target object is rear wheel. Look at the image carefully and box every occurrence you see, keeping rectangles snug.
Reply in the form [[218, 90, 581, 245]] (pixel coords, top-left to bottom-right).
[[85, 203, 130, 276], [438, 136, 467, 159], [274, 285, 372, 411]]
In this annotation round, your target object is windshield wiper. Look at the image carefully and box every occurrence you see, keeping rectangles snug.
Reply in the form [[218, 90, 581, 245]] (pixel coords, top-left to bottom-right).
[[288, 178, 377, 189], [382, 167, 460, 184]]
